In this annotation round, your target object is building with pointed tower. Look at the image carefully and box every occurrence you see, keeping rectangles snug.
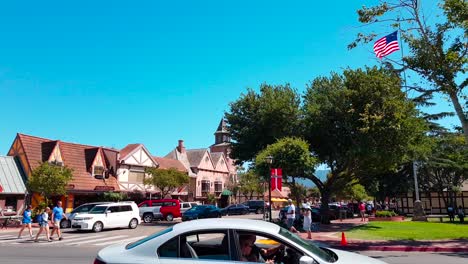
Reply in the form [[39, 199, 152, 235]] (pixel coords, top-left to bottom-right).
[[165, 118, 237, 206], [209, 118, 237, 183]]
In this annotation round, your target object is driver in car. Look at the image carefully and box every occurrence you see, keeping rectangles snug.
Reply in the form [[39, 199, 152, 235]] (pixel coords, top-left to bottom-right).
[[239, 233, 285, 263]]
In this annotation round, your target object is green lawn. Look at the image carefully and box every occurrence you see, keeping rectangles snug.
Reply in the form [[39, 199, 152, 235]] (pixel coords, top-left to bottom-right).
[[346, 221, 468, 240]]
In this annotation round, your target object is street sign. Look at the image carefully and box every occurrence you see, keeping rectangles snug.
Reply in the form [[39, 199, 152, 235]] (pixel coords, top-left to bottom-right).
[[270, 168, 282, 191]]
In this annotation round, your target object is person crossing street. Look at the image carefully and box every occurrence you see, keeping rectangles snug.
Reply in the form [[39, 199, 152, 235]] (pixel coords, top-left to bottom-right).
[[50, 201, 67, 241]]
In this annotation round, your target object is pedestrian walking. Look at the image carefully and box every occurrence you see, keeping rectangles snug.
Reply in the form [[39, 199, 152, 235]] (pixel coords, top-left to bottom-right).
[[457, 206, 465, 223], [359, 202, 366, 222], [17, 205, 34, 239], [34, 207, 51, 242], [302, 204, 312, 239], [447, 205, 455, 222], [286, 199, 297, 232], [50, 201, 67, 241]]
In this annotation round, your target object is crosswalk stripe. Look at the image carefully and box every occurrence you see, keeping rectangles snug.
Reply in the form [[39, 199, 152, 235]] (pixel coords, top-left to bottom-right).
[[94, 235, 147, 246], [0, 234, 17, 239], [36, 234, 105, 246], [0, 237, 33, 243], [66, 235, 128, 246]]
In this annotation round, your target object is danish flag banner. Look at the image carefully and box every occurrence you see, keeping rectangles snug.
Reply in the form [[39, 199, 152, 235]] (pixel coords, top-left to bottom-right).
[[270, 168, 283, 191]]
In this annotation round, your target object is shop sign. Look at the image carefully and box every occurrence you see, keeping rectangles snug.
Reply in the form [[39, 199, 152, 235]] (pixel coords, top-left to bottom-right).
[[94, 186, 115, 191]]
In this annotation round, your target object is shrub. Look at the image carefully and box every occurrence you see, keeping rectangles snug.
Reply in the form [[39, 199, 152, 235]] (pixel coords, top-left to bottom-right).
[[375, 210, 397, 217]]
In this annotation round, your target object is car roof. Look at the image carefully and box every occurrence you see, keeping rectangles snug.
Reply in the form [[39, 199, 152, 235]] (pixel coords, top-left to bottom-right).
[[94, 201, 136, 206], [172, 219, 280, 234]]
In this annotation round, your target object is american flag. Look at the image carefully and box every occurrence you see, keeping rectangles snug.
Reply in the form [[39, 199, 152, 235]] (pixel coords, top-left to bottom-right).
[[373, 31, 400, 59]]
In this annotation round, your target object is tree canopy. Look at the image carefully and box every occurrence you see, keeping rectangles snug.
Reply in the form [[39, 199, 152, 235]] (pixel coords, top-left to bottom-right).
[[350, 0, 467, 141], [225, 83, 302, 164], [144, 168, 189, 198], [28, 162, 73, 204]]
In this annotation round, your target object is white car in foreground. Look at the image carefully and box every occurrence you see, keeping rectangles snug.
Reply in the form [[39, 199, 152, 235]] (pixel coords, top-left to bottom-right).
[[94, 219, 386, 264]]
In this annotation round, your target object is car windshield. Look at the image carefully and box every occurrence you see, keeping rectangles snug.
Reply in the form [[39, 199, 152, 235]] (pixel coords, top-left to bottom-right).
[[88, 206, 108, 214], [279, 227, 335, 262], [126, 227, 173, 250]]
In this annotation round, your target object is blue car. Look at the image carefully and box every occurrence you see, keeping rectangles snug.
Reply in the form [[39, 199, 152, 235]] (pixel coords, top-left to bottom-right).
[[181, 205, 222, 221]]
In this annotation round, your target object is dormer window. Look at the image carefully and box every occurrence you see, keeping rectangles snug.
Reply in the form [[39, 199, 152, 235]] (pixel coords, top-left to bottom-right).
[[93, 166, 105, 179]]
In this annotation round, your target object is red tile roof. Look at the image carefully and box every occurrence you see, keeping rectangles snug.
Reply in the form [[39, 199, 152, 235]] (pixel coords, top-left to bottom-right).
[[16, 133, 120, 192], [119, 144, 141, 160], [153, 156, 187, 173]]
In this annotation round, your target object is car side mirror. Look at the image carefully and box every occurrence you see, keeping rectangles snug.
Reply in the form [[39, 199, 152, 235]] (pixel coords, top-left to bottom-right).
[[299, 256, 315, 264]]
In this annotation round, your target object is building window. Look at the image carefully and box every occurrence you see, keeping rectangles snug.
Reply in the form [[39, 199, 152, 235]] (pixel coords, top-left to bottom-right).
[[49, 160, 63, 167], [201, 180, 210, 192], [128, 170, 145, 183], [214, 181, 222, 192], [93, 166, 105, 178]]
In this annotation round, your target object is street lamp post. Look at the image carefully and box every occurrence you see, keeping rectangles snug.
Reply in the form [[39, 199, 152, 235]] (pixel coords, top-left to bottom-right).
[[266, 155, 273, 222]]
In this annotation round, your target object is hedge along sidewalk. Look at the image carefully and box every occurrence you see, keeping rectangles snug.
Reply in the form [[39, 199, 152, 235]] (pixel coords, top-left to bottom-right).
[[345, 221, 468, 240]]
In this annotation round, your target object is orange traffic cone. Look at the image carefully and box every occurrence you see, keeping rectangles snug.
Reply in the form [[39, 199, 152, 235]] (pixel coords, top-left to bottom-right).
[[341, 232, 347, 246]]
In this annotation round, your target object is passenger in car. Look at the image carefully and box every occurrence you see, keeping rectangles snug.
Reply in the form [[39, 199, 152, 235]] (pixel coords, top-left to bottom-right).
[[239, 233, 284, 263]]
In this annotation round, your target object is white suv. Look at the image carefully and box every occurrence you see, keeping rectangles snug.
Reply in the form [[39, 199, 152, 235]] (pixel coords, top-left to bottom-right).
[[71, 202, 141, 232]]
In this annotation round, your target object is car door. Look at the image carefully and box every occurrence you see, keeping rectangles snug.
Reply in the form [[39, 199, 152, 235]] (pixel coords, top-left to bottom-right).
[[105, 206, 120, 227], [118, 205, 132, 227], [157, 230, 234, 264]]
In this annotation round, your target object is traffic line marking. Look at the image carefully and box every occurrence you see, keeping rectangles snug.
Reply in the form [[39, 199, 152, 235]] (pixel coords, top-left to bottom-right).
[[94, 235, 146, 246], [36, 234, 105, 246], [65, 235, 128, 246]]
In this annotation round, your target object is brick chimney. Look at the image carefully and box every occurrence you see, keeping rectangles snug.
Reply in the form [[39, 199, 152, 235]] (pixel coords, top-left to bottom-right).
[[177, 140, 186, 153]]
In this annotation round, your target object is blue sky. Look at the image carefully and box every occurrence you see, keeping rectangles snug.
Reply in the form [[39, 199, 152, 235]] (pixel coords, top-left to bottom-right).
[[0, 0, 457, 157]]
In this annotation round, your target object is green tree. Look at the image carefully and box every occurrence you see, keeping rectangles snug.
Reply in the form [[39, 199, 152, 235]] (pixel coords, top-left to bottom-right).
[[225, 83, 302, 164], [238, 170, 264, 200], [28, 162, 73, 205], [144, 168, 189, 198], [303, 67, 428, 222], [418, 133, 468, 206], [350, 0, 468, 142], [206, 193, 217, 205], [255, 137, 318, 207], [335, 182, 370, 203]]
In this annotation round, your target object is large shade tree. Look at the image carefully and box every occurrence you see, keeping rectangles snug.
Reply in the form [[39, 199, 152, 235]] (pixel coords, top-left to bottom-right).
[[225, 83, 302, 164], [303, 67, 428, 222]]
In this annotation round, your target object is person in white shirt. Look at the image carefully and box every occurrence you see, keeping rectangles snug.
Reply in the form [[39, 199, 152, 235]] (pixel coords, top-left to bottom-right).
[[286, 199, 296, 232]]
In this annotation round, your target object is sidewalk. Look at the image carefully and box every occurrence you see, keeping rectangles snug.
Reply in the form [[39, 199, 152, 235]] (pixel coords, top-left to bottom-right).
[[298, 218, 468, 252]]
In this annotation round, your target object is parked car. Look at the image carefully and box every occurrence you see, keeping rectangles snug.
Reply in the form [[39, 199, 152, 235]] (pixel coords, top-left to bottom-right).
[[242, 200, 267, 214], [180, 202, 201, 214], [94, 219, 387, 264], [138, 199, 181, 222], [220, 204, 250, 216], [329, 204, 354, 219], [181, 205, 222, 221], [71, 202, 141, 232], [60, 202, 112, 228]]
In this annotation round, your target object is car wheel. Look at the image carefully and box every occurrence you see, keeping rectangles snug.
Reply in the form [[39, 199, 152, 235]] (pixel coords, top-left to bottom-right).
[[128, 218, 138, 229], [60, 219, 69, 228], [218, 213, 222, 218], [166, 214, 174, 221], [143, 213, 153, 223], [256, 208, 263, 214], [92, 221, 103, 233]]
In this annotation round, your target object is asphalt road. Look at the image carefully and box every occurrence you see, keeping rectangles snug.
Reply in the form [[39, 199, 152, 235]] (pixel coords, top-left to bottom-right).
[[1, 213, 466, 264]]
